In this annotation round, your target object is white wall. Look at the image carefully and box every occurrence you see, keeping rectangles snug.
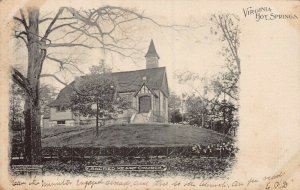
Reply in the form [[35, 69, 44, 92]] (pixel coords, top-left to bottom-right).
[[43, 118, 49, 128], [158, 91, 168, 123], [49, 119, 76, 127], [50, 107, 74, 121]]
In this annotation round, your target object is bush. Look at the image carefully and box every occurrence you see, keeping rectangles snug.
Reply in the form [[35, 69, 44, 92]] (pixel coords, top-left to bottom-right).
[[192, 141, 238, 158]]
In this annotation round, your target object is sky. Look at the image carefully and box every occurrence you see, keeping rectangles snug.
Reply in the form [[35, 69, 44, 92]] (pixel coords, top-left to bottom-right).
[[12, 0, 232, 96]]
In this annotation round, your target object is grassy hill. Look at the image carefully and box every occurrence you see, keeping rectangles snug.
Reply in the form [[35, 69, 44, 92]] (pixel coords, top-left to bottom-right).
[[42, 124, 232, 148]]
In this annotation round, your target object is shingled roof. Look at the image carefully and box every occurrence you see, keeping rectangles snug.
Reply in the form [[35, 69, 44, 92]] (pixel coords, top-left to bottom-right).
[[48, 67, 169, 107], [48, 81, 76, 107]]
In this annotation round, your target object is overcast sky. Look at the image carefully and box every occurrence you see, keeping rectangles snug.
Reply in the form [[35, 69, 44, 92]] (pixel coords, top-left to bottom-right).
[[12, 0, 238, 96]]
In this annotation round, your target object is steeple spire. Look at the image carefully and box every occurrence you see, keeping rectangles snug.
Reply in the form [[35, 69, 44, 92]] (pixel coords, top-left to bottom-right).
[[145, 39, 160, 59], [145, 39, 159, 69]]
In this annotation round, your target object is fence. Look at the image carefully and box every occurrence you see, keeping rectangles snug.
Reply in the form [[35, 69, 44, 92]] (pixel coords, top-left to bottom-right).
[[11, 145, 236, 164], [11, 146, 194, 161], [42, 146, 195, 159]]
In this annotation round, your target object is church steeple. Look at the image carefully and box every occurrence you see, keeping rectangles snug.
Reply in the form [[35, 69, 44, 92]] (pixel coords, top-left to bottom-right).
[[145, 39, 159, 69]]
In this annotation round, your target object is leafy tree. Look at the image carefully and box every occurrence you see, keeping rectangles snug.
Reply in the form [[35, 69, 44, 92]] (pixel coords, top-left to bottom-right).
[[168, 92, 181, 110], [219, 100, 236, 134], [209, 63, 239, 101], [185, 94, 210, 127], [168, 92, 182, 123], [208, 64, 239, 134], [210, 99, 237, 134], [174, 14, 240, 135], [39, 84, 57, 116], [176, 67, 239, 134], [9, 82, 25, 131], [12, 6, 175, 164], [210, 14, 241, 75], [70, 63, 128, 137], [169, 110, 182, 123], [208, 13, 240, 134]]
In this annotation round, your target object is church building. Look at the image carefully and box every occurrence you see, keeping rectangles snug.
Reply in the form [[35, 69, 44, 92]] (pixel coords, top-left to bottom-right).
[[46, 40, 169, 127]]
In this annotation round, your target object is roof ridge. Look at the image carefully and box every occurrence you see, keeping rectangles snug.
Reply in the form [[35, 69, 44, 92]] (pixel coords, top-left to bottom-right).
[[48, 67, 169, 107], [111, 66, 165, 74]]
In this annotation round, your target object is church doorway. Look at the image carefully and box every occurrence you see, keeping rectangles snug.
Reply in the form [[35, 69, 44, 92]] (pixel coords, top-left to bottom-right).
[[139, 95, 151, 113]]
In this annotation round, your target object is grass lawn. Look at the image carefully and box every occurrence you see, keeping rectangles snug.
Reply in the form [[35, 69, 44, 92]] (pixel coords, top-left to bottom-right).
[[10, 124, 236, 177], [42, 124, 232, 148]]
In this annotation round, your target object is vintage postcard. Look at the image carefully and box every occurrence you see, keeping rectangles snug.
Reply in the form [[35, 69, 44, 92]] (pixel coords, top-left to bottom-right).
[[0, 0, 299, 189]]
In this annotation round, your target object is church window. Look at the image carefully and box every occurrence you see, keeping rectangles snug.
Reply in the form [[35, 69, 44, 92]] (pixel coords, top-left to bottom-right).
[[57, 120, 65, 124], [56, 106, 66, 112]]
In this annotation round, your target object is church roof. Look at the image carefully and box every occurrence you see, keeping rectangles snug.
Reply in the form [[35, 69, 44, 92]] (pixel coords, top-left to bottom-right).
[[145, 39, 160, 59], [48, 67, 169, 107]]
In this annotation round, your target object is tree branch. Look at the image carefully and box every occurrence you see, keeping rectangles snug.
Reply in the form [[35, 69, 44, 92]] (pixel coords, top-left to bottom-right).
[[49, 22, 77, 34], [217, 15, 241, 75], [13, 16, 28, 31], [47, 43, 97, 48], [39, 17, 75, 24], [43, 8, 65, 40], [40, 74, 69, 86], [19, 9, 28, 29], [14, 31, 28, 46], [36, 49, 47, 80], [40, 74, 94, 97], [46, 55, 85, 74], [11, 67, 31, 95], [101, 5, 192, 29]]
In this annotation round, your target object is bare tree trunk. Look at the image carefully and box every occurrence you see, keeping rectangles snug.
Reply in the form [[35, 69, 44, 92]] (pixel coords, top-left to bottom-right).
[[23, 8, 45, 164], [96, 101, 99, 137], [24, 96, 41, 164], [215, 15, 241, 75], [201, 113, 204, 127]]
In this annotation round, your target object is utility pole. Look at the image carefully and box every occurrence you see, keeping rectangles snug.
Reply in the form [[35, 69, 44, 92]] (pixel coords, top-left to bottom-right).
[[202, 113, 204, 127], [181, 94, 185, 123]]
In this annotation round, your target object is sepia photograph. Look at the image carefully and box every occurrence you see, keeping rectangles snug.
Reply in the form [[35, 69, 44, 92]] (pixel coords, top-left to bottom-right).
[[0, 0, 299, 189]]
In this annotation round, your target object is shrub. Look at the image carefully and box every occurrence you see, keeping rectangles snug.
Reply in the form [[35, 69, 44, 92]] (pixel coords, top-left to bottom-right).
[[192, 141, 238, 158]]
